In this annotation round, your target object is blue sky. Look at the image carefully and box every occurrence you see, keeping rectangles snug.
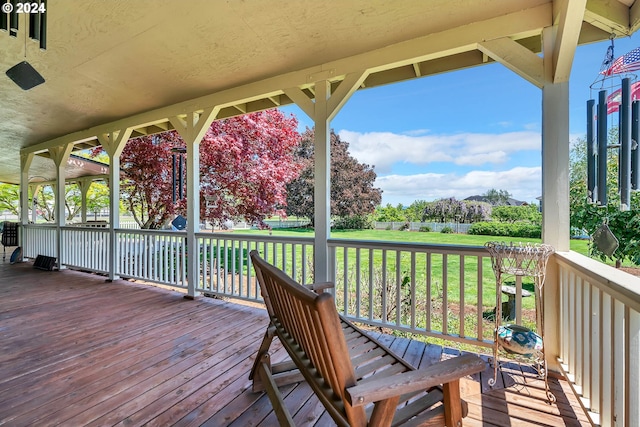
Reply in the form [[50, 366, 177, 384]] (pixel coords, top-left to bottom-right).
[[281, 33, 640, 207]]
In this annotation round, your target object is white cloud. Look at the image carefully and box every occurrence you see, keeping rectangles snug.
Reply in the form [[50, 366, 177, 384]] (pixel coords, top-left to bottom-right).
[[376, 166, 541, 206], [338, 129, 540, 174]]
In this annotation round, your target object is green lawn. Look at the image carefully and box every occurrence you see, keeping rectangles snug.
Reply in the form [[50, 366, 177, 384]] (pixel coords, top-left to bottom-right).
[[230, 227, 631, 351], [234, 227, 591, 256]]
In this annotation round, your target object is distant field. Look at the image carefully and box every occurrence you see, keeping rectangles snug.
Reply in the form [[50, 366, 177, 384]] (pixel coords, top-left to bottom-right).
[[232, 227, 592, 255]]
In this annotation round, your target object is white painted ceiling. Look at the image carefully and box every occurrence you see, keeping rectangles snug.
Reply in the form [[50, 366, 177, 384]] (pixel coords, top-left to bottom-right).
[[0, 0, 638, 183]]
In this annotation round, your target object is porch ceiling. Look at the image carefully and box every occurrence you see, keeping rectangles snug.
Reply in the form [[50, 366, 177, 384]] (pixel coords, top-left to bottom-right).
[[1, 0, 639, 184]]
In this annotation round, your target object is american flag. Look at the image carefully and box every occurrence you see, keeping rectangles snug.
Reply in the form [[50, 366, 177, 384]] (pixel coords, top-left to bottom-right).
[[606, 81, 640, 114], [602, 47, 640, 76]]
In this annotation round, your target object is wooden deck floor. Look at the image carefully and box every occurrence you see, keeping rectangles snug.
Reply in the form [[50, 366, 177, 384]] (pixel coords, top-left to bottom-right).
[[0, 259, 590, 426]]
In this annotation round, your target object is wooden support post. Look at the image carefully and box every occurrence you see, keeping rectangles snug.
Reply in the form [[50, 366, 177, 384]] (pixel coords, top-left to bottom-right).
[[19, 153, 34, 226], [541, 26, 570, 372], [77, 179, 93, 224], [48, 144, 73, 268], [169, 107, 219, 298], [284, 71, 367, 282], [98, 129, 133, 281], [19, 153, 34, 259]]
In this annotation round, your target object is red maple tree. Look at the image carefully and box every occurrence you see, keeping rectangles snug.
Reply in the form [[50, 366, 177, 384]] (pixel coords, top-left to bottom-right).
[[102, 109, 301, 229], [199, 110, 301, 227]]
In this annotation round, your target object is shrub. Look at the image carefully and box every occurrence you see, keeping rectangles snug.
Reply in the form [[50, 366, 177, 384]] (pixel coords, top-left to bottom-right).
[[468, 221, 541, 238], [491, 205, 541, 224], [399, 222, 410, 231], [418, 225, 431, 232], [333, 215, 373, 230], [440, 226, 454, 234]]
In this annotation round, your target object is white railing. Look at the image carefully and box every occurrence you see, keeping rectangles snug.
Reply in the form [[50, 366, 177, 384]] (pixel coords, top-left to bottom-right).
[[22, 224, 57, 259], [119, 220, 141, 229], [60, 227, 110, 273], [195, 233, 314, 302], [556, 251, 640, 427], [19, 227, 500, 348], [115, 229, 188, 288], [329, 239, 494, 348]]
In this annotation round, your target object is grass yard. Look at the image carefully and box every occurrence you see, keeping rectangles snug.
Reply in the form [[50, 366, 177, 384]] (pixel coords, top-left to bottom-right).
[[229, 227, 632, 353], [232, 226, 621, 264]]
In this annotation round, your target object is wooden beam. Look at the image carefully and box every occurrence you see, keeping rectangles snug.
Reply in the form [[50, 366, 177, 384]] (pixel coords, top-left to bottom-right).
[[48, 144, 73, 168], [21, 4, 552, 157], [632, 0, 640, 33], [477, 37, 544, 88], [327, 70, 368, 121], [584, 0, 631, 36], [552, 0, 587, 83], [412, 63, 421, 77], [268, 95, 281, 106], [283, 87, 315, 119], [169, 106, 219, 144], [97, 128, 134, 159], [233, 103, 247, 114]]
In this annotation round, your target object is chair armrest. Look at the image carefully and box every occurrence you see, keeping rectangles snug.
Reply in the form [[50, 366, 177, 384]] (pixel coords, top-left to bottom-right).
[[304, 282, 335, 293], [345, 354, 485, 407]]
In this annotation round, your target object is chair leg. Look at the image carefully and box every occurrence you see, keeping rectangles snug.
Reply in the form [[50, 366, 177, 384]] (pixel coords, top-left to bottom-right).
[[257, 353, 295, 427], [249, 326, 276, 386], [369, 396, 400, 427], [443, 379, 463, 427]]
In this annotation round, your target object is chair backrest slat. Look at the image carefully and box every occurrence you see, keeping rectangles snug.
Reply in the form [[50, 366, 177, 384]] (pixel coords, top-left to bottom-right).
[[250, 251, 366, 426]]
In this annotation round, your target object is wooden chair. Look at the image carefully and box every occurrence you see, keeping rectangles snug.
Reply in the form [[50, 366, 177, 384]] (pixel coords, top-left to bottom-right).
[[249, 250, 485, 427]]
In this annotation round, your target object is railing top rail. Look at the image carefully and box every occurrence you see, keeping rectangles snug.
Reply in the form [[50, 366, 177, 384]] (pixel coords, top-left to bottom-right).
[[195, 232, 314, 245], [61, 226, 110, 231], [23, 223, 57, 228], [114, 228, 187, 237], [555, 251, 640, 312], [328, 238, 488, 256]]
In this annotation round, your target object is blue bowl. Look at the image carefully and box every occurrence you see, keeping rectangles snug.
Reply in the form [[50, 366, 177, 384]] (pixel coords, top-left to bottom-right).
[[497, 324, 543, 357]]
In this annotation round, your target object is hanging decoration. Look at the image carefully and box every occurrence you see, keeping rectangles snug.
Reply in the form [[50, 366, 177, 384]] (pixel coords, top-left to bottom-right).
[[586, 37, 639, 211], [2, 0, 47, 90]]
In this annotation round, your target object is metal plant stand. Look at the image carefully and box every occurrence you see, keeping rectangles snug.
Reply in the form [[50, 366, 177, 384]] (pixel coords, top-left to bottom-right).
[[485, 241, 555, 402]]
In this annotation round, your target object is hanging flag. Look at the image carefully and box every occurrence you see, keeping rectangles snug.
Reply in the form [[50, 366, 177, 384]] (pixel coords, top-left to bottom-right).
[[602, 47, 640, 76], [606, 81, 640, 114]]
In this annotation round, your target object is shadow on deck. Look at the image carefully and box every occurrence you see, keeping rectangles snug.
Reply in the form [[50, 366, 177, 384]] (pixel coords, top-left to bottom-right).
[[0, 260, 589, 426]]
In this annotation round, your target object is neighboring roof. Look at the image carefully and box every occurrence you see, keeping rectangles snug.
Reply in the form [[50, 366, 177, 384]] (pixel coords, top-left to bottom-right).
[[464, 195, 528, 206], [1, 1, 638, 183], [26, 154, 109, 185]]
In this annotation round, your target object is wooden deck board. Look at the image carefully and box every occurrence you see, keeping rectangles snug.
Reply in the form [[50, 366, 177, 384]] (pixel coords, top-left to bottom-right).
[[0, 261, 590, 426]]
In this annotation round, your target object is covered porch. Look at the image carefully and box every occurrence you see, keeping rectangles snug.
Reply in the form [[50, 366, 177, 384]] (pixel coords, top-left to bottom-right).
[[2, 1, 640, 426], [0, 260, 589, 426]]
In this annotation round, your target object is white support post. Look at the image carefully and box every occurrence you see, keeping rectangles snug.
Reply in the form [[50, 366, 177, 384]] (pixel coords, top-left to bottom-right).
[[541, 28, 571, 251], [169, 107, 219, 298], [48, 144, 73, 268], [19, 153, 33, 225], [19, 153, 34, 259], [285, 71, 367, 283], [541, 80, 570, 251], [313, 81, 331, 283], [77, 179, 92, 224], [541, 26, 571, 372], [98, 129, 133, 281], [30, 184, 41, 223]]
